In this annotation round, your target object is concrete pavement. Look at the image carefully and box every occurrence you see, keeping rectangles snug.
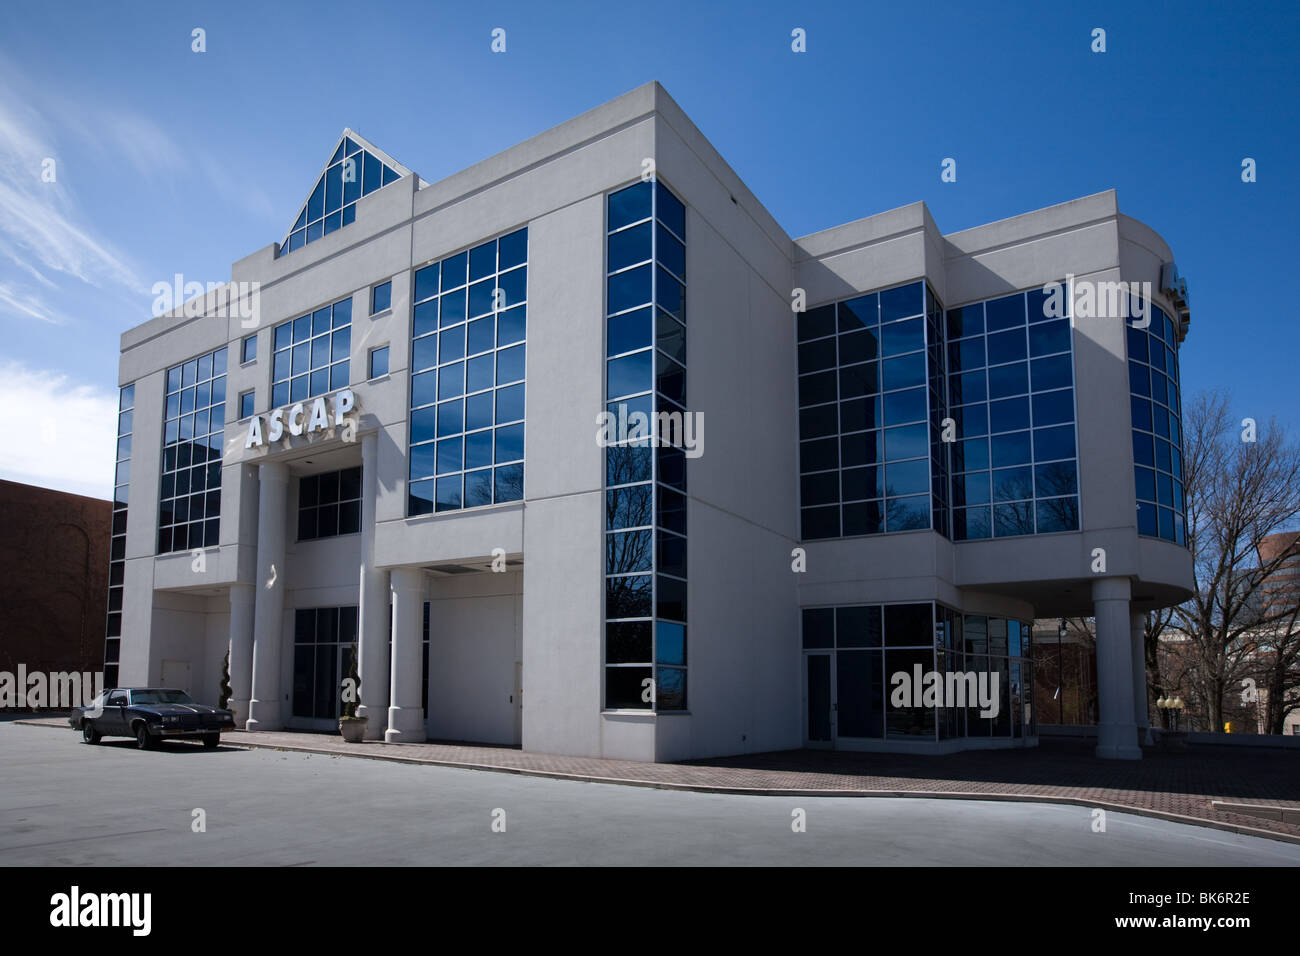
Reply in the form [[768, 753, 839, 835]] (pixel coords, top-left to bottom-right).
[[2, 722, 1298, 866]]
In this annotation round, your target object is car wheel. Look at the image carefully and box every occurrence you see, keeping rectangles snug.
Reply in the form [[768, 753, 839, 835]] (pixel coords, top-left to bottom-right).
[[202, 734, 220, 750], [134, 723, 153, 750], [82, 721, 101, 745]]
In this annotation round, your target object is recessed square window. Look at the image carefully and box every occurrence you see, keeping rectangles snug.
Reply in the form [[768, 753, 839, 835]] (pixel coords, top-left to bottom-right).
[[369, 345, 389, 379], [241, 334, 257, 364], [239, 390, 255, 420], [371, 281, 391, 314]]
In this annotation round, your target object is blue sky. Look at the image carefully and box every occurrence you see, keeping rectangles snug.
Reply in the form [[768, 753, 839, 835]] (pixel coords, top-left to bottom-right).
[[1, 0, 1296, 497]]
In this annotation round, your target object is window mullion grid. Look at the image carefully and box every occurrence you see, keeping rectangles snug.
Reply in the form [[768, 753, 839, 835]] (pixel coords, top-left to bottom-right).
[[649, 185, 659, 712]]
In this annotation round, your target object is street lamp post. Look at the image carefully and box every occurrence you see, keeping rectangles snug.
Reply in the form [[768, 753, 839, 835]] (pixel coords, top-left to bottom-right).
[[1156, 695, 1187, 752]]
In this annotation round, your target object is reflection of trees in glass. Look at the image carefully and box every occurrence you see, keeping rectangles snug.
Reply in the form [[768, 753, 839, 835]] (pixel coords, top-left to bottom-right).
[[605, 483, 652, 530], [995, 470, 1034, 502], [994, 500, 1034, 535], [885, 495, 929, 530], [496, 466, 524, 502], [607, 529, 652, 575], [606, 574, 651, 619], [1037, 494, 1078, 531], [1036, 461, 1076, 497], [606, 443, 650, 487]]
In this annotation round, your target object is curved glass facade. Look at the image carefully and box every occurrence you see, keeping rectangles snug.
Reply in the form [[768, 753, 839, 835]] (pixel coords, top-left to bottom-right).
[[1127, 300, 1186, 544], [947, 287, 1079, 539], [797, 282, 1079, 542]]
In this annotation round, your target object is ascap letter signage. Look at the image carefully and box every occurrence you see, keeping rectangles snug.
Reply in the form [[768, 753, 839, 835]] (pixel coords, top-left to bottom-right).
[[245, 388, 356, 448]]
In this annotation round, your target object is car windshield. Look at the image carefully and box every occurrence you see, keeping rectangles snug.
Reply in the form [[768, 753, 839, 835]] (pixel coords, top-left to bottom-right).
[[131, 690, 197, 705]]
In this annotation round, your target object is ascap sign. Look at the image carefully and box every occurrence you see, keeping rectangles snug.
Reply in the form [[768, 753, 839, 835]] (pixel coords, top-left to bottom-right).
[[245, 389, 356, 448]]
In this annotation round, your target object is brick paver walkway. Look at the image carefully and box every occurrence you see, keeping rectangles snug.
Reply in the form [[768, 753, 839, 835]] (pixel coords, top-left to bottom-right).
[[19, 719, 1300, 843]]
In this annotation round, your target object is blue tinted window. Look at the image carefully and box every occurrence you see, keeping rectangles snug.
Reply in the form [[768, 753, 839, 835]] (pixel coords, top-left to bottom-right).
[[1029, 319, 1071, 356], [274, 297, 350, 403], [414, 264, 439, 303], [372, 281, 391, 314], [282, 145, 399, 256], [947, 304, 983, 338], [880, 282, 923, 322], [609, 265, 652, 314], [884, 424, 927, 461], [609, 222, 652, 273], [1032, 389, 1073, 426], [655, 181, 685, 238], [409, 231, 527, 513], [883, 387, 926, 425], [991, 432, 1032, 468], [609, 182, 653, 231], [1031, 353, 1072, 391], [987, 328, 1027, 365], [882, 353, 925, 391], [881, 317, 924, 356], [499, 229, 527, 270], [987, 362, 1028, 399], [985, 294, 1025, 331], [989, 397, 1030, 433], [369, 346, 389, 379], [657, 224, 685, 279], [1128, 301, 1185, 543], [159, 347, 226, 553]]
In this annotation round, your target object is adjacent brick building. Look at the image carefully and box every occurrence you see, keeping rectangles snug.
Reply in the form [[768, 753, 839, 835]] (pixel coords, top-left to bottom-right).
[[0, 480, 112, 697]]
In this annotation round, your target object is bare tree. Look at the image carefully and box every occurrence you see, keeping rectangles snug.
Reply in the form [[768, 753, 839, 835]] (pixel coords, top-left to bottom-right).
[[1142, 605, 1176, 722], [1173, 389, 1300, 732]]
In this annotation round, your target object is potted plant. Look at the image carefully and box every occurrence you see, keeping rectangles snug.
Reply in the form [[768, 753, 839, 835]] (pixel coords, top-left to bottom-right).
[[338, 652, 368, 743], [218, 649, 232, 711]]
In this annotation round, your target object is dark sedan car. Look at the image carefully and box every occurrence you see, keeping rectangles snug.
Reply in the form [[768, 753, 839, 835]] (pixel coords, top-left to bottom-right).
[[69, 688, 236, 749]]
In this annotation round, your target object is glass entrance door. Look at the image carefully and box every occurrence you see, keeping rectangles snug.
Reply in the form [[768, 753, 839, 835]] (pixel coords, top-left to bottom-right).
[[804, 652, 834, 748]]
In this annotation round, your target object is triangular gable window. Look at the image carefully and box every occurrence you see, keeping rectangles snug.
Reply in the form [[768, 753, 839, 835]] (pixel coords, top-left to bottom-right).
[[281, 137, 400, 255]]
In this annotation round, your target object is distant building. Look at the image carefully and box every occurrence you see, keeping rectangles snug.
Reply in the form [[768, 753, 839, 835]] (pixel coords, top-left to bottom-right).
[[1251, 532, 1300, 735], [0, 480, 112, 704]]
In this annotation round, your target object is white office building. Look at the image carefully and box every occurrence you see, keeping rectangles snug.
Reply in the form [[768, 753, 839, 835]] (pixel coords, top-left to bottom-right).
[[106, 82, 1193, 761]]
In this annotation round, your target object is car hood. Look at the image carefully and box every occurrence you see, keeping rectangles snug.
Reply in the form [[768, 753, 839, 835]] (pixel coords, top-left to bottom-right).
[[136, 703, 226, 716]]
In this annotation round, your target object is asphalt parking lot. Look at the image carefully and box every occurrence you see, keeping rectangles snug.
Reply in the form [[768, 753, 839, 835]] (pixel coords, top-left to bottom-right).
[[2, 723, 1298, 866]]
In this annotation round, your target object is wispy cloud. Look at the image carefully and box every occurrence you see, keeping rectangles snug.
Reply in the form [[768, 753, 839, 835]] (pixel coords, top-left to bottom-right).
[[0, 55, 279, 329], [0, 361, 117, 499], [0, 282, 65, 324], [0, 91, 142, 301]]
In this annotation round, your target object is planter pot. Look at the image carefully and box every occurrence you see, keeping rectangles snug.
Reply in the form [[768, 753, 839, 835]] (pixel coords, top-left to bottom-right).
[[339, 716, 368, 743]]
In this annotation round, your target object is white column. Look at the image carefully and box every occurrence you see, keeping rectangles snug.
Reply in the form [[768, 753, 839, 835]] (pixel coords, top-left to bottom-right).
[[355, 432, 390, 740], [246, 461, 288, 731], [1131, 611, 1152, 746], [227, 582, 255, 724], [1093, 577, 1141, 759], [386, 567, 426, 743]]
